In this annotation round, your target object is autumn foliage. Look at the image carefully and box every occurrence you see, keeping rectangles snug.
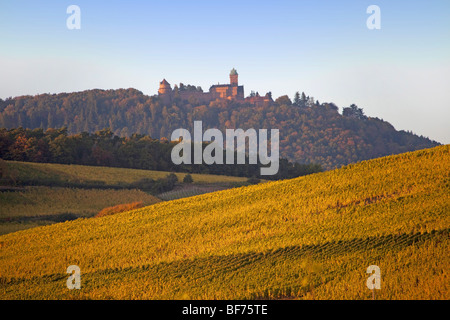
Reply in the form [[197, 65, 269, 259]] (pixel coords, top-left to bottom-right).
[[95, 201, 144, 218], [0, 145, 448, 299], [0, 88, 440, 169]]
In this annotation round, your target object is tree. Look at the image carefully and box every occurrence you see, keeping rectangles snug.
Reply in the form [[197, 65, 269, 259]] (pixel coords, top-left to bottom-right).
[[183, 174, 193, 183], [293, 92, 300, 106], [301, 92, 307, 102], [343, 104, 366, 120], [275, 95, 292, 106], [166, 173, 178, 187]]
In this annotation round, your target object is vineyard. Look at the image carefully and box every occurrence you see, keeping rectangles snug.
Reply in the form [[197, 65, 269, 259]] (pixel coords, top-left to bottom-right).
[[157, 184, 236, 201], [0, 187, 161, 235], [0, 161, 248, 235], [0, 145, 448, 299]]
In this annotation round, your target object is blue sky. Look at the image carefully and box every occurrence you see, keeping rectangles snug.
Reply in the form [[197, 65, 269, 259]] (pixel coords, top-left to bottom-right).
[[1, 0, 449, 143]]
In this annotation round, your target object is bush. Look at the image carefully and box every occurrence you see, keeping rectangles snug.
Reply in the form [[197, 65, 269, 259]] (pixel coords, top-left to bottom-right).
[[167, 173, 178, 185], [130, 173, 178, 194], [131, 178, 157, 191], [246, 177, 261, 184], [183, 174, 193, 184], [95, 201, 144, 218]]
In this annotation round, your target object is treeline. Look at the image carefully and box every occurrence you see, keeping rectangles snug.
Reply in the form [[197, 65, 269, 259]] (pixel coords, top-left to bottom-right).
[[0, 88, 440, 169], [0, 127, 322, 180]]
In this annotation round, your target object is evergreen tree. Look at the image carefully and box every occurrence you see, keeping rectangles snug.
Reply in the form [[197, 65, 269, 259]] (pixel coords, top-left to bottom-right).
[[294, 91, 300, 106]]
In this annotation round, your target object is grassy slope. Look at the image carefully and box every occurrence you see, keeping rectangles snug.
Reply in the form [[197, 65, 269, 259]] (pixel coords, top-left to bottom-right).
[[0, 145, 448, 299], [5, 161, 248, 185], [0, 161, 247, 235], [0, 187, 161, 235]]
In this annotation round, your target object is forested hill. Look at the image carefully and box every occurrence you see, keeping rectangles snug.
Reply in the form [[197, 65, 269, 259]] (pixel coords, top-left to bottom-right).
[[0, 88, 440, 169]]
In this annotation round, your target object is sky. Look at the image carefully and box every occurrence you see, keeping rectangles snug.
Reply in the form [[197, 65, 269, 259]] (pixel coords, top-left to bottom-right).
[[0, 0, 449, 144]]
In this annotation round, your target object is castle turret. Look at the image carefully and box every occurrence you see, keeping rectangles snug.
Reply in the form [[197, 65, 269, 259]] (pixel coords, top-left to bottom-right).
[[158, 79, 172, 95], [230, 68, 238, 86]]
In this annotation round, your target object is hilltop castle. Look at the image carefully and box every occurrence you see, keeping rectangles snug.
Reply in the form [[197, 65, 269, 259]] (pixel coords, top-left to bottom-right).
[[158, 69, 272, 106]]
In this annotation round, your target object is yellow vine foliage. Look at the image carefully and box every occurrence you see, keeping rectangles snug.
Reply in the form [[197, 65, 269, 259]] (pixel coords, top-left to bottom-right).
[[0, 145, 448, 299], [95, 202, 144, 218]]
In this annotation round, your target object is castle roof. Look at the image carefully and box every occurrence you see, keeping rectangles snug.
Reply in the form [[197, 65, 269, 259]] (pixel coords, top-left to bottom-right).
[[210, 84, 231, 88], [210, 84, 243, 89], [230, 68, 238, 76], [160, 79, 170, 86]]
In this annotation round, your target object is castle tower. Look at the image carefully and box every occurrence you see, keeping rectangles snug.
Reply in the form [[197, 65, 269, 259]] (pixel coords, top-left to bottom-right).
[[158, 79, 172, 95], [230, 68, 238, 86]]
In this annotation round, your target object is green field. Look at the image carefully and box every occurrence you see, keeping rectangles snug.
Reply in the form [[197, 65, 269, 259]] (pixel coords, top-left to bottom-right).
[[0, 161, 249, 235], [4, 161, 248, 187], [0, 145, 448, 299], [0, 187, 161, 235]]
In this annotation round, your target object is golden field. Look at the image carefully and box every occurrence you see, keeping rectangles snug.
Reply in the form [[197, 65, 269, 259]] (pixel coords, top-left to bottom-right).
[[0, 187, 161, 235], [0, 145, 448, 299], [0, 161, 248, 235]]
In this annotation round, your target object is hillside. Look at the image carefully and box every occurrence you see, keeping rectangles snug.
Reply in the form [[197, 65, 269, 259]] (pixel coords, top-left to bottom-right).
[[0, 127, 322, 180], [0, 161, 248, 235], [0, 89, 440, 169], [0, 187, 161, 236], [3, 160, 248, 187], [0, 145, 448, 299]]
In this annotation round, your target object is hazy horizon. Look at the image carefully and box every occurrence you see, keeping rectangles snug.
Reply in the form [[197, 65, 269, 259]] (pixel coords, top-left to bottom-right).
[[1, 0, 449, 144]]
